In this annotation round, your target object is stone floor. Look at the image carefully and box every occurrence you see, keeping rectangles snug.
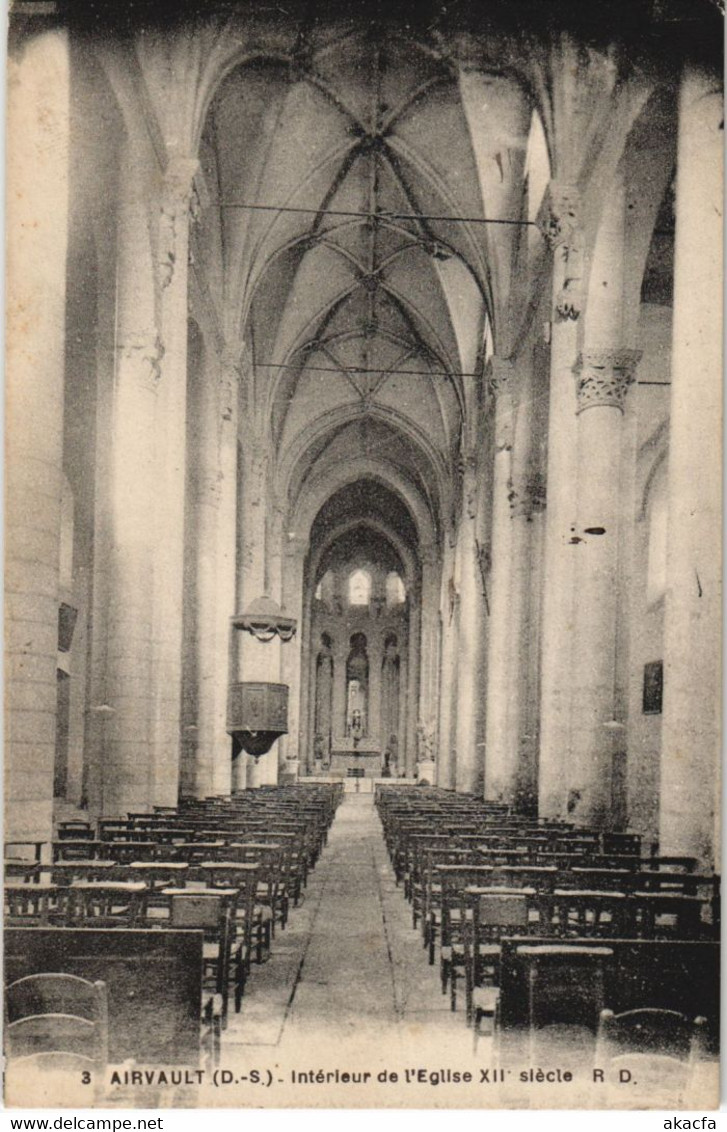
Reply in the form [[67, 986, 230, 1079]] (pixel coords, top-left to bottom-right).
[[199, 795, 717, 1109], [224, 793, 467, 1060]]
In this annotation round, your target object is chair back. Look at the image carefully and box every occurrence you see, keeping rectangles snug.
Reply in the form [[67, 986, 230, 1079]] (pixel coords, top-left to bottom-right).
[[478, 892, 531, 927], [596, 1007, 708, 1061], [6, 973, 108, 1068], [169, 891, 231, 930], [5, 884, 60, 927], [594, 1008, 708, 1107], [64, 883, 147, 928]]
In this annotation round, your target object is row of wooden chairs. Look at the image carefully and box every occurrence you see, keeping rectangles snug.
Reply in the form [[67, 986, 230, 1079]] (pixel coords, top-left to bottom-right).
[[6, 782, 344, 1070], [375, 785, 719, 1048]]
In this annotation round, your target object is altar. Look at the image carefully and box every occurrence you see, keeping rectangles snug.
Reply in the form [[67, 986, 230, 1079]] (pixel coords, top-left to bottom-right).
[[329, 747, 382, 777]]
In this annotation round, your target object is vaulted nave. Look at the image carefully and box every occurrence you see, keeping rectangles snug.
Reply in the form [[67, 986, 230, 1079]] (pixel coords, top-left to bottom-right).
[[4, 0, 722, 1111]]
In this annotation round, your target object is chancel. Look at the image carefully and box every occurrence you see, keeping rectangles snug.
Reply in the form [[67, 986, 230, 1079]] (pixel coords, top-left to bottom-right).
[[4, 0, 722, 1109]]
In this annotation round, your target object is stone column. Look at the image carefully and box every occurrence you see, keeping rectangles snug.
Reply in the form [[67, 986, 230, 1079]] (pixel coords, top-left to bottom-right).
[[455, 454, 484, 793], [508, 388, 546, 813], [537, 185, 582, 818], [265, 502, 286, 783], [660, 66, 722, 865], [405, 596, 421, 776], [436, 544, 458, 789], [98, 134, 165, 816], [190, 346, 229, 799], [419, 550, 441, 769], [151, 155, 198, 807], [6, 30, 70, 843], [298, 592, 315, 773], [568, 350, 640, 827], [566, 166, 639, 829], [484, 359, 518, 802], [332, 636, 347, 750], [368, 631, 383, 751], [211, 351, 239, 796], [280, 539, 306, 774]]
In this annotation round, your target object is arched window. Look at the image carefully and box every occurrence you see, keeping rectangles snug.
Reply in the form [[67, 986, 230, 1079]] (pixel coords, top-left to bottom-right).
[[385, 571, 406, 607], [646, 468, 668, 605], [348, 568, 371, 606]]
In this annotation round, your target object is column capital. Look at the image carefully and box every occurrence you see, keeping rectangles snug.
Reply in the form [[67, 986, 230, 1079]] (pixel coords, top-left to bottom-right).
[[538, 182, 581, 251], [574, 349, 642, 414], [538, 182, 583, 320], [117, 331, 165, 394]]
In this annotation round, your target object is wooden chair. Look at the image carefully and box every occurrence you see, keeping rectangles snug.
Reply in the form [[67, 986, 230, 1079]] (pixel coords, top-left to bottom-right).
[[5, 841, 45, 864], [50, 860, 118, 884], [159, 888, 241, 1023], [5, 973, 108, 1099], [123, 860, 190, 895], [463, 888, 540, 1035], [53, 839, 104, 861], [594, 1008, 709, 1106], [196, 862, 262, 986], [438, 864, 499, 1007], [227, 843, 287, 936], [64, 882, 148, 928], [632, 892, 706, 939], [420, 846, 478, 947], [550, 888, 630, 937], [57, 821, 95, 841], [515, 944, 614, 1061], [5, 859, 42, 883], [6, 926, 208, 1068], [648, 855, 698, 873], [5, 883, 64, 927]]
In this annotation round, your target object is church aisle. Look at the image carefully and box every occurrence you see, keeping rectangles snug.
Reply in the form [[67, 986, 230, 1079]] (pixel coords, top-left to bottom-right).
[[224, 793, 470, 1067]]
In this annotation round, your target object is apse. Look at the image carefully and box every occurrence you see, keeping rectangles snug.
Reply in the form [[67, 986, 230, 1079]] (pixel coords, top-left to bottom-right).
[[299, 480, 424, 778]]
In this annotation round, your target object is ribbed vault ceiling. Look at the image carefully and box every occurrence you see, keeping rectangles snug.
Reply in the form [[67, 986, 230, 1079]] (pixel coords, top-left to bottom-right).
[[200, 22, 531, 541]]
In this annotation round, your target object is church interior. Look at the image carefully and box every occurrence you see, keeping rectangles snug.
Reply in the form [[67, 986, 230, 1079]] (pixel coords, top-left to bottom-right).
[[4, 0, 722, 1108]]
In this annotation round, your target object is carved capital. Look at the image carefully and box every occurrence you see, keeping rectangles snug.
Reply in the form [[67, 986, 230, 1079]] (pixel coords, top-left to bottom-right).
[[117, 332, 165, 394], [539, 183, 583, 320], [539, 182, 581, 251], [574, 349, 642, 414]]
